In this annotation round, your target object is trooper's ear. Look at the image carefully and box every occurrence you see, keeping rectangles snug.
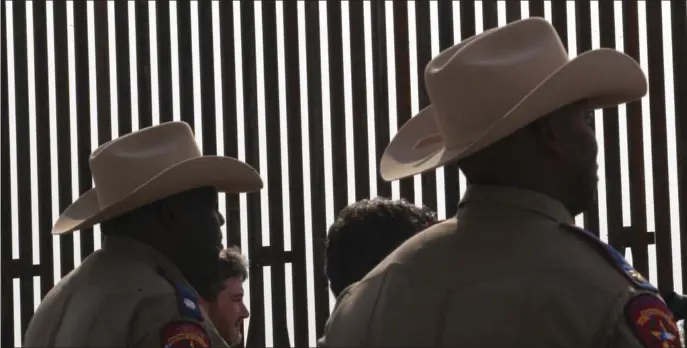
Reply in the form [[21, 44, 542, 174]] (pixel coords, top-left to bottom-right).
[[529, 100, 589, 157], [529, 115, 564, 156], [153, 198, 187, 240], [153, 187, 218, 238]]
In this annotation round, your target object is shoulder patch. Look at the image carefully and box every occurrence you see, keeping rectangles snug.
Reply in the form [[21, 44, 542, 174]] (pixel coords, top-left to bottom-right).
[[162, 320, 210, 348], [157, 267, 204, 321], [561, 224, 658, 293], [625, 294, 681, 348]]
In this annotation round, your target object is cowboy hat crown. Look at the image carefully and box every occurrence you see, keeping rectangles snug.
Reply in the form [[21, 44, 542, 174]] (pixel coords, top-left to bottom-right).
[[380, 17, 647, 182], [52, 121, 263, 235]]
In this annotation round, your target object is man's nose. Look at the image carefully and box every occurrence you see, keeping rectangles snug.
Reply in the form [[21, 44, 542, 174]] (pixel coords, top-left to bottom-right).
[[241, 303, 250, 318]]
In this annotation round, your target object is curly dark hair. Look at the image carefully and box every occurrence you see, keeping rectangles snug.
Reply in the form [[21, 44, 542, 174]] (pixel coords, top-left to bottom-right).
[[324, 197, 438, 297], [201, 246, 248, 302]]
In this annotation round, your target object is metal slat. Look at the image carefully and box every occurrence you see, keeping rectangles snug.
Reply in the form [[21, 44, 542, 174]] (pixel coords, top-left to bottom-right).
[[551, 0, 568, 51], [197, 0, 217, 156], [31, 0, 55, 299], [73, 1, 95, 260], [12, 0, 36, 338], [282, 4, 309, 346], [482, 0, 498, 30], [94, 2, 112, 147], [646, 1, 674, 294], [239, 2, 266, 347], [217, 1, 241, 250], [260, 1, 289, 346], [597, 1, 625, 255], [302, 1, 330, 337], [505, 1, 521, 23], [529, 0, 545, 18], [156, 1, 173, 124], [326, 1, 350, 215], [348, 1, 371, 202], [416, 1, 437, 211], [670, 0, 687, 308], [371, 1, 392, 199], [135, 1, 153, 129], [1, 4, 15, 347], [114, 1, 132, 135], [53, 0, 75, 278], [622, 0, 650, 276], [176, 1, 194, 128], [392, 1, 415, 202]]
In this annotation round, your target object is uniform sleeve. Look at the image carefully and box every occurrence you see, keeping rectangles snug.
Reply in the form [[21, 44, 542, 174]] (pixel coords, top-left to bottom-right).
[[128, 293, 229, 348], [132, 319, 214, 348], [605, 292, 682, 348]]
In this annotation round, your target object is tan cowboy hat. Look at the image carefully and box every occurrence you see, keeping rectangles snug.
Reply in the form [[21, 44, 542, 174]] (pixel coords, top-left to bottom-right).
[[52, 121, 263, 235], [379, 17, 647, 182]]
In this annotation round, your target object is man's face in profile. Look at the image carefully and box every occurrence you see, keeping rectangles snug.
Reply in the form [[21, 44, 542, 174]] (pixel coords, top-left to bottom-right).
[[540, 100, 599, 215], [171, 187, 225, 295], [558, 105, 599, 213], [202, 276, 250, 346]]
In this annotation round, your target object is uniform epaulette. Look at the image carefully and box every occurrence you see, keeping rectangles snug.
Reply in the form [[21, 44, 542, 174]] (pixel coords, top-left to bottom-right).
[[560, 224, 658, 294], [156, 267, 204, 322]]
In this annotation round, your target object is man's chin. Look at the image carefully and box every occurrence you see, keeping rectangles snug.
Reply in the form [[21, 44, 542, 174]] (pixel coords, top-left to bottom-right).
[[226, 331, 242, 347]]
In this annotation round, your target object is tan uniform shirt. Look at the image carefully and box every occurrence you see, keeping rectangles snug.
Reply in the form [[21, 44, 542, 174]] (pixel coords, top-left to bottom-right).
[[319, 185, 682, 348], [23, 235, 229, 348]]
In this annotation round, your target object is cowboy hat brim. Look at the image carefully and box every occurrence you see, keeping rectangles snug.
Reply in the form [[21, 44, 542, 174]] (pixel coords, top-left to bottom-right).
[[379, 48, 648, 182], [52, 156, 263, 235]]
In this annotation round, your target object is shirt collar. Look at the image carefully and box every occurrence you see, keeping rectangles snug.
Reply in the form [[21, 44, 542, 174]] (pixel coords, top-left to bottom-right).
[[458, 185, 575, 224]]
